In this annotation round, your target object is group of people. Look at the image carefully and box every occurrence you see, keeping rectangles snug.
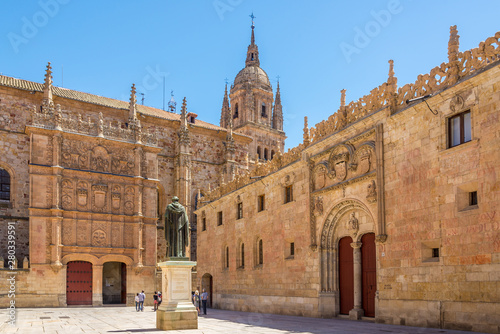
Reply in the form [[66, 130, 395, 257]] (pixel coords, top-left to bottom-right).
[[134, 290, 162, 312], [192, 289, 209, 315], [134, 290, 146, 312], [134, 288, 209, 315]]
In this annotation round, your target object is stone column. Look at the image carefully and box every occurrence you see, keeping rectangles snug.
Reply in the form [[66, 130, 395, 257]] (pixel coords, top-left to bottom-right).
[[349, 241, 364, 320], [92, 264, 103, 306]]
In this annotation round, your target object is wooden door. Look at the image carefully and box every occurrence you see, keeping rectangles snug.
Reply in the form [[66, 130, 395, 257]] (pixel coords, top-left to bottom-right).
[[362, 233, 376, 317], [121, 263, 127, 304], [66, 261, 93, 305], [338, 236, 354, 314]]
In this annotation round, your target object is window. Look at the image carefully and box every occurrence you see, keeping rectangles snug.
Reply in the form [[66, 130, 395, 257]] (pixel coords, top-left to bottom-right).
[[284, 185, 293, 204], [225, 247, 229, 269], [238, 243, 245, 268], [448, 110, 471, 148], [258, 239, 263, 265], [0, 168, 10, 201], [257, 147, 262, 160], [261, 103, 267, 117], [285, 241, 295, 259], [469, 191, 478, 206], [264, 148, 268, 161], [237, 202, 243, 219], [432, 248, 439, 258], [271, 150, 275, 160], [202, 217, 206, 231], [233, 103, 239, 119], [217, 211, 223, 226], [258, 195, 265, 212]]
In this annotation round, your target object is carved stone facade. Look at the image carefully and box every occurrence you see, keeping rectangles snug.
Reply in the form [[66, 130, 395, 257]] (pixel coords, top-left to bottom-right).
[[197, 28, 500, 333], [0, 24, 281, 307]]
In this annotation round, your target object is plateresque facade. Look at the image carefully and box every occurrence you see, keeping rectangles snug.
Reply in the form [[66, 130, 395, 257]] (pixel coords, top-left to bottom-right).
[[0, 24, 283, 306], [196, 26, 500, 333]]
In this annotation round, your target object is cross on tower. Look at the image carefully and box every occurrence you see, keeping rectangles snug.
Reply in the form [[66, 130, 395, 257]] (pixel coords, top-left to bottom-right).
[[250, 12, 256, 28]]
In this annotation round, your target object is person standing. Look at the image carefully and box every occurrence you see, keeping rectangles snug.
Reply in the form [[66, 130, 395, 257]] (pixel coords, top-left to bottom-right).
[[194, 290, 201, 315], [135, 293, 140, 312], [153, 291, 158, 311], [201, 289, 208, 315], [138, 290, 146, 312]]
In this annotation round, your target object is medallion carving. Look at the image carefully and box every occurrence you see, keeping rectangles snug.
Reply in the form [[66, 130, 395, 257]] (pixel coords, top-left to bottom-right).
[[92, 229, 107, 247], [313, 163, 328, 191]]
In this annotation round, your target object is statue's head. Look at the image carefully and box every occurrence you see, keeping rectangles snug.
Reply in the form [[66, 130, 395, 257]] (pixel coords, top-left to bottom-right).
[[172, 196, 179, 202]]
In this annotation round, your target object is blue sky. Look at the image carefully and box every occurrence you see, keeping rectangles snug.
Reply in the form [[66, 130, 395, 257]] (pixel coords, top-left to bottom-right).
[[1, 0, 498, 149]]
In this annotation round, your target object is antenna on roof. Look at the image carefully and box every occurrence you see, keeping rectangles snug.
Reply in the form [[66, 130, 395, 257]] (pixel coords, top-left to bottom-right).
[[140, 93, 145, 105]]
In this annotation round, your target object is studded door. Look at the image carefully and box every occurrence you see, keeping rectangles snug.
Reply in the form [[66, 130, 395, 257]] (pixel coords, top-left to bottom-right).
[[361, 233, 376, 317], [66, 261, 93, 305], [339, 236, 354, 315]]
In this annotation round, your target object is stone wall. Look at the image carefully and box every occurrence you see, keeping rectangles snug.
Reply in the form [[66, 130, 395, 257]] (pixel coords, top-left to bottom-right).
[[197, 41, 500, 333]]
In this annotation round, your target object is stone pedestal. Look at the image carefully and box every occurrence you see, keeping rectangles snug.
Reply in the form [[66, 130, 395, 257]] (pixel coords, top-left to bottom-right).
[[156, 260, 198, 331]]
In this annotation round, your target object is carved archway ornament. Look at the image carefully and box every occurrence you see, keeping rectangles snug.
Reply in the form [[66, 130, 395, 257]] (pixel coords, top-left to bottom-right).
[[320, 199, 374, 251]]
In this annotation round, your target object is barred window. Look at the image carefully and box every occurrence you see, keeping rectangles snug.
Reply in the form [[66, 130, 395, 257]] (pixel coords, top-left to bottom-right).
[[0, 169, 10, 201]]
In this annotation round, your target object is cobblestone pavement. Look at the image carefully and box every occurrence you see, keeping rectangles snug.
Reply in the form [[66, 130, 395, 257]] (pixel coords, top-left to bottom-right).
[[0, 307, 486, 334]]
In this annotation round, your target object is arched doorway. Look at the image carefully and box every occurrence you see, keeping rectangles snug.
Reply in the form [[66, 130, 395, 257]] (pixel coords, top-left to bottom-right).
[[361, 233, 376, 317], [201, 273, 213, 308], [67, 261, 93, 305], [102, 262, 127, 304], [338, 236, 354, 314]]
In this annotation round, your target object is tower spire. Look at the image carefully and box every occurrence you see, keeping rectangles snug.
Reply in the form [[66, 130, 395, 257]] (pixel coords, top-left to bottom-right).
[[129, 83, 137, 121], [220, 82, 230, 128], [245, 13, 260, 67], [42, 62, 54, 113], [272, 78, 283, 131]]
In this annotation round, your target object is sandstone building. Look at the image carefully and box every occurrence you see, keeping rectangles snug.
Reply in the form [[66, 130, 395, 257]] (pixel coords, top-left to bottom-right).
[[196, 26, 500, 333], [0, 24, 282, 306]]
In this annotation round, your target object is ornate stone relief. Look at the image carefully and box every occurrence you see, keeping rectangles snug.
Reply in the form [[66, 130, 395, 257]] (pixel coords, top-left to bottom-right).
[[61, 179, 73, 210], [281, 173, 295, 187], [313, 196, 324, 216], [449, 94, 464, 112], [91, 146, 110, 172], [111, 185, 122, 211], [77, 181, 88, 209], [77, 223, 89, 246], [347, 212, 359, 237], [92, 229, 107, 247], [366, 180, 377, 203], [92, 184, 108, 212], [313, 163, 328, 191], [124, 186, 135, 215]]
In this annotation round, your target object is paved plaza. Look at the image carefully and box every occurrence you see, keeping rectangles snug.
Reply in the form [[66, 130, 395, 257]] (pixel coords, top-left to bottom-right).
[[0, 307, 486, 334]]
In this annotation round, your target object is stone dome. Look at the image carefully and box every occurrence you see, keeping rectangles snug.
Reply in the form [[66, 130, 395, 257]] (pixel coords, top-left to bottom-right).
[[233, 65, 271, 90]]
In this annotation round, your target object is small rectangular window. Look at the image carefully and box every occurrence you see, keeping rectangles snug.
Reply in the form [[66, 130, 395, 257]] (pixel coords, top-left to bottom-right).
[[258, 195, 265, 212], [217, 211, 223, 226], [237, 203, 243, 219], [432, 248, 439, 258], [469, 191, 478, 206], [448, 110, 471, 148], [290, 242, 295, 256], [202, 217, 206, 231], [284, 185, 293, 204]]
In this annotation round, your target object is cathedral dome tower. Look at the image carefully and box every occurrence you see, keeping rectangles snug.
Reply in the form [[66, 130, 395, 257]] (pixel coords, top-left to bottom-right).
[[220, 14, 286, 163]]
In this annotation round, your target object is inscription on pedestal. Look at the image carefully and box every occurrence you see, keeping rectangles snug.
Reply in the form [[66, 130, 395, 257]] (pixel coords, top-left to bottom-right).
[[171, 272, 189, 300]]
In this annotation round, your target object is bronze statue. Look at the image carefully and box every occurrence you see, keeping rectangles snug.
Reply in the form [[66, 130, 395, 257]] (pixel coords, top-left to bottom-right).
[[164, 196, 190, 258]]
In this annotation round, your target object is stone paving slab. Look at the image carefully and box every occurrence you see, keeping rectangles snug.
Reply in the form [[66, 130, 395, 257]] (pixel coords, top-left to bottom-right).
[[0, 307, 487, 334]]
